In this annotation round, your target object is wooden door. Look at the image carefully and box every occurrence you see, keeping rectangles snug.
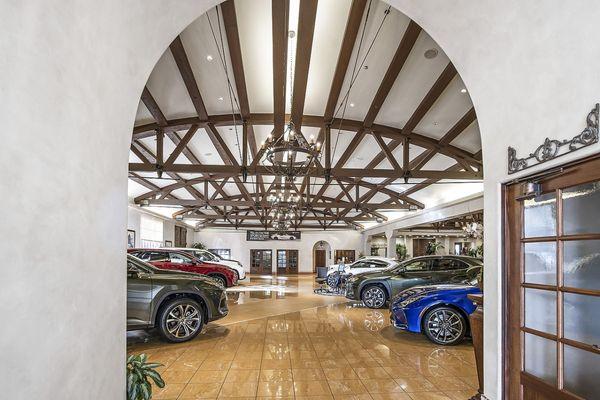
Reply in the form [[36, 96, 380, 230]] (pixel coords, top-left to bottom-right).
[[250, 250, 272, 274], [314, 249, 326, 272], [174, 226, 187, 247], [334, 250, 355, 264], [413, 239, 434, 256], [505, 155, 600, 400], [277, 250, 298, 274]]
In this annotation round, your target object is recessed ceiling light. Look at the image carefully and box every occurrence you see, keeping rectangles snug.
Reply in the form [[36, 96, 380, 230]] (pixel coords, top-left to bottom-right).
[[424, 48, 438, 59], [218, 96, 224, 101], [349, 102, 355, 108], [355, 156, 364, 161], [460, 88, 467, 94], [288, 30, 296, 39], [206, 54, 214, 62], [204, 152, 213, 157]]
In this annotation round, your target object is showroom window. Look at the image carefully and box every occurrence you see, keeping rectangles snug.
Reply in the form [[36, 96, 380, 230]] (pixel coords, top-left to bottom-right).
[[140, 214, 163, 248], [210, 249, 231, 259]]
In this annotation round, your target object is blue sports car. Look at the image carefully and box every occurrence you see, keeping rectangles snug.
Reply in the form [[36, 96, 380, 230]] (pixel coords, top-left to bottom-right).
[[390, 282, 482, 345]]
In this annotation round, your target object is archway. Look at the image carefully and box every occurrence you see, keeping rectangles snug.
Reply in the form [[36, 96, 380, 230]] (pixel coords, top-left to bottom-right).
[[7, 1, 600, 399], [312, 239, 331, 272]]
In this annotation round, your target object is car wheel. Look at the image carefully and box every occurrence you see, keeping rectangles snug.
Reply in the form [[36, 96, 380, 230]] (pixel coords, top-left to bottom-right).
[[209, 274, 227, 287], [157, 298, 204, 343], [361, 285, 387, 309], [422, 306, 467, 345], [327, 272, 340, 288]]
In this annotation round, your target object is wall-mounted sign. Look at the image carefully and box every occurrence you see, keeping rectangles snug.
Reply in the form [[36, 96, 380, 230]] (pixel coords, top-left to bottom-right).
[[507, 103, 599, 174], [246, 230, 301, 241]]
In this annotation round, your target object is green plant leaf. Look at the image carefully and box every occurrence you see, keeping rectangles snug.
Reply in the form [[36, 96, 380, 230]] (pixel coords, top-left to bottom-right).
[[140, 381, 151, 400]]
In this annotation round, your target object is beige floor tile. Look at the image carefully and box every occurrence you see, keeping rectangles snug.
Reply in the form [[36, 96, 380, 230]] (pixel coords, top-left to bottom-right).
[[407, 392, 452, 400], [427, 376, 473, 392], [394, 377, 437, 392], [231, 359, 261, 370], [381, 366, 420, 379], [320, 358, 351, 369], [167, 360, 203, 372], [328, 380, 369, 395], [152, 382, 186, 399], [360, 379, 404, 394], [259, 369, 293, 382], [291, 358, 321, 369], [219, 382, 258, 398], [260, 358, 291, 370], [179, 382, 222, 399], [369, 394, 412, 400], [353, 367, 390, 380], [189, 369, 228, 383], [293, 380, 332, 396], [160, 369, 195, 384], [292, 367, 326, 381], [225, 369, 260, 383], [199, 360, 232, 371], [256, 381, 295, 397], [323, 367, 359, 380], [457, 375, 480, 389], [332, 395, 373, 400], [443, 391, 479, 400]]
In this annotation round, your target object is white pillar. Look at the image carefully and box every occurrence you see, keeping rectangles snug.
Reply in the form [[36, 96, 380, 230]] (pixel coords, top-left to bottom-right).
[[386, 230, 396, 259]]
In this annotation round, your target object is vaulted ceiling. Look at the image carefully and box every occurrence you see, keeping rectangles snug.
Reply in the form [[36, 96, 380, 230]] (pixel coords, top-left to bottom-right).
[[128, 0, 483, 230]]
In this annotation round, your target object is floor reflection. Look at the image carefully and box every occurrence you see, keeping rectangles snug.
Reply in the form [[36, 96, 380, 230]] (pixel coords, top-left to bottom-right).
[[128, 274, 477, 399]]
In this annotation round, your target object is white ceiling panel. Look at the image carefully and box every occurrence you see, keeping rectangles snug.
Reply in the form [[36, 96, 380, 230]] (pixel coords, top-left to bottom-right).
[[409, 182, 483, 208], [450, 120, 482, 153], [333, 4, 411, 122], [344, 134, 377, 168], [180, 9, 239, 116], [135, 101, 154, 126], [304, 0, 353, 116], [128, 179, 151, 199], [414, 75, 473, 139], [146, 48, 197, 120], [421, 153, 456, 171], [187, 127, 226, 165], [236, 0, 273, 113], [215, 125, 244, 165], [171, 188, 196, 200], [375, 31, 450, 129]]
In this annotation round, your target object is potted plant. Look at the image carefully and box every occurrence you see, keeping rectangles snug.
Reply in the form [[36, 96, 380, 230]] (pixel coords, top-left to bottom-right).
[[395, 243, 408, 261], [425, 241, 445, 255], [127, 354, 165, 400], [191, 242, 206, 250]]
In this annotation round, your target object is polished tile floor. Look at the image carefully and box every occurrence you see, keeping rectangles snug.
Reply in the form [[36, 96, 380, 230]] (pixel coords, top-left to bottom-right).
[[128, 275, 478, 400]]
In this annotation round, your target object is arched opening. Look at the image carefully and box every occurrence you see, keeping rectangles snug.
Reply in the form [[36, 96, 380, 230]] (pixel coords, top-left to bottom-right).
[[312, 239, 331, 272]]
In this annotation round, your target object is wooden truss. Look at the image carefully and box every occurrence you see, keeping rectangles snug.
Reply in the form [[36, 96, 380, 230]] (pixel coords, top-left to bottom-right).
[[129, 0, 482, 230]]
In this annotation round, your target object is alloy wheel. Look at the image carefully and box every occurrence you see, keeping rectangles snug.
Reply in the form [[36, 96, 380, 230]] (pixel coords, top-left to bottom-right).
[[426, 309, 464, 344], [363, 286, 386, 308], [165, 304, 201, 339]]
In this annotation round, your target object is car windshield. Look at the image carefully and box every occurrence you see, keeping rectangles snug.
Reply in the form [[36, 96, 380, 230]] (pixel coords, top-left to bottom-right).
[[127, 254, 158, 274]]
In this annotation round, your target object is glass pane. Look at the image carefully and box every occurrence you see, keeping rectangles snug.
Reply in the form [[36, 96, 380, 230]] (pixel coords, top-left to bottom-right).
[[524, 333, 556, 385], [564, 345, 600, 399], [523, 192, 557, 238], [564, 293, 600, 346], [524, 242, 557, 285], [564, 240, 600, 290], [563, 181, 600, 235], [524, 288, 556, 334]]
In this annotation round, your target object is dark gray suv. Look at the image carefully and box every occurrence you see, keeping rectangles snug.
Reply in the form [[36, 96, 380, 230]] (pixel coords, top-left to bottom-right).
[[127, 254, 228, 343]]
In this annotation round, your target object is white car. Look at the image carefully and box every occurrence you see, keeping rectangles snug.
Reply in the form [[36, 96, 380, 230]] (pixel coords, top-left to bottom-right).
[[326, 256, 397, 287], [164, 248, 246, 280], [270, 233, 296, 240]]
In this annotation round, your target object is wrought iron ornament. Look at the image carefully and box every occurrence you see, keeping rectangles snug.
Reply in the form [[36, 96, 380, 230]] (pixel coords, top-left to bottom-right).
[[507, 103, 599, 174]]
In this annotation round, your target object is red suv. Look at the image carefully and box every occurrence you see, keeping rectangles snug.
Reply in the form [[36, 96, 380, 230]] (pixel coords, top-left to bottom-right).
[[128, 249, 237, 287]]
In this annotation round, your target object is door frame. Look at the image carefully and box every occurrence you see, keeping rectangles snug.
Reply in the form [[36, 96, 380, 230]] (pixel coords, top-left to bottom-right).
[[250, 249, 273, 275], [276, 249, 299, 275], [502, 152, 600, 400]]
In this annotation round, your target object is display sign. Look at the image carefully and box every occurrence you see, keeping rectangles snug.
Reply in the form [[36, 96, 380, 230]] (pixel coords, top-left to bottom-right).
[[246, 230, 301, 241]]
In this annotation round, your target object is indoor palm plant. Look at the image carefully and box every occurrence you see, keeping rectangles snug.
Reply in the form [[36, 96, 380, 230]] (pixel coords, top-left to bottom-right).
[[127, 354, 165, 400], [395, 243, 408, 260], [425, 241, 445, 255]]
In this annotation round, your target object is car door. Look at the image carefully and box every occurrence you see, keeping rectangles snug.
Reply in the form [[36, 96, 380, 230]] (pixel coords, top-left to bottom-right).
[[167, 252, 197, 273], [126, 259, 152, 328], [388, 259, 433, 297], [430, 258, 470, 283]]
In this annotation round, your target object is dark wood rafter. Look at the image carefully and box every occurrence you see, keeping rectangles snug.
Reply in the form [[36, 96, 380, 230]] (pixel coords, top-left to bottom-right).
[[130, 13, 483, 229]]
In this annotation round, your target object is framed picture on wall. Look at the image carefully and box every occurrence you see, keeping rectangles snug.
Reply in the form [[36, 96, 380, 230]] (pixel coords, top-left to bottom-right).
[[127, 230, 135, 248], [164, 240, 172, 247]]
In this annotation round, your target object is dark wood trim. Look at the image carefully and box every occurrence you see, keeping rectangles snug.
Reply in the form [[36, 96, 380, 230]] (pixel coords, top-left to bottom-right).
[[272, 0, 289, 138]]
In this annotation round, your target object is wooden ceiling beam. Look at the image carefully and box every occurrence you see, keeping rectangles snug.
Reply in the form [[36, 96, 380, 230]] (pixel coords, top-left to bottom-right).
[[272, 0, 289, 137], [290, 0, 319, 129]]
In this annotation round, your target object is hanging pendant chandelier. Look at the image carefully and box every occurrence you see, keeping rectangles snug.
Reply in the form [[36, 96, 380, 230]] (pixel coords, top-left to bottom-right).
[[260, 122, 322, 181]]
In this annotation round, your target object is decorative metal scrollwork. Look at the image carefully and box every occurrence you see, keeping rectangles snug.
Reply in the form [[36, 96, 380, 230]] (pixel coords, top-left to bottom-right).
[[508, 103, 599, 174]]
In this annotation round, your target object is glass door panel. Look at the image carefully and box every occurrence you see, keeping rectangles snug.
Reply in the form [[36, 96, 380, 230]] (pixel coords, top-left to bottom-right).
[[563, 292, 600, 346], [562, 181, 600, 235], [563, 239, 600, 290], [524, 333, 557, 385], [524, 242, 557, 285], [523, 192, 557, 238], [563, 345, 600, 399], [524, 288, 557, 334]]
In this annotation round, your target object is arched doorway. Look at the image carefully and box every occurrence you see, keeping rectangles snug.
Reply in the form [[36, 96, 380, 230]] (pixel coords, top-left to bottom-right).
[[312, 239, 331, 272]]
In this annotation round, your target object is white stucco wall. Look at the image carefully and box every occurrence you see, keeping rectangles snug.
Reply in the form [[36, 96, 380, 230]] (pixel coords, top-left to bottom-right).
[[194, 229, 362, 273], [2, 1, 600, 398]]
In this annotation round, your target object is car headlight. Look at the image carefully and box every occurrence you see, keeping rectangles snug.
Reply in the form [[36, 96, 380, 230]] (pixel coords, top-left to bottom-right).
[[399, 295, 425, 307]]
